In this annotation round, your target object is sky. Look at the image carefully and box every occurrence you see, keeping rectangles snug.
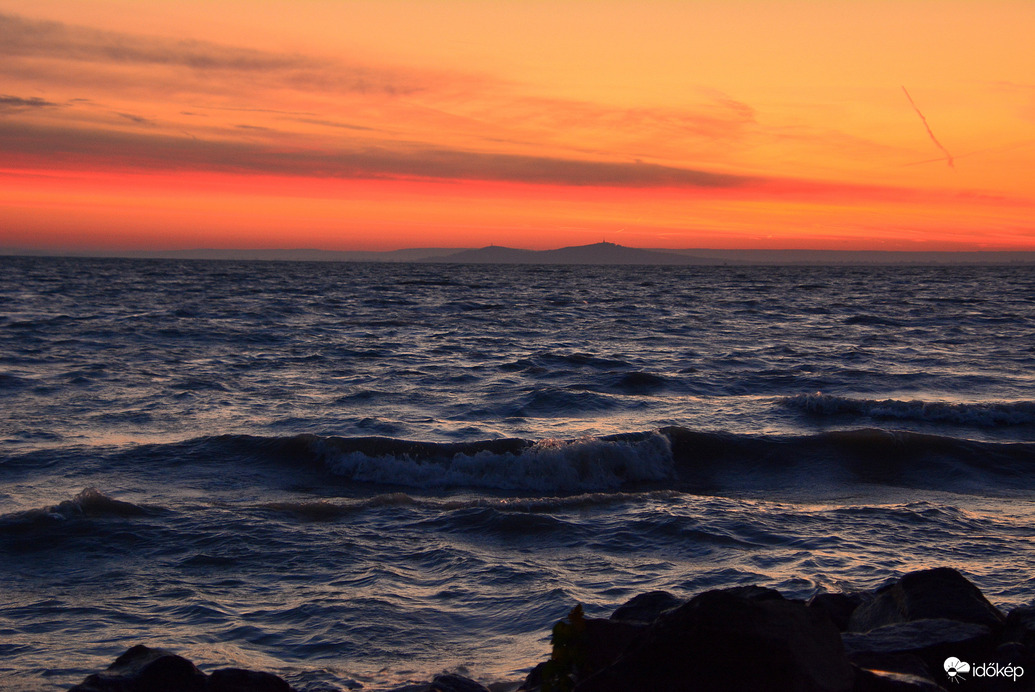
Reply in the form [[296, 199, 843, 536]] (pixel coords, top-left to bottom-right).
[[1, 0, 1034, 252]]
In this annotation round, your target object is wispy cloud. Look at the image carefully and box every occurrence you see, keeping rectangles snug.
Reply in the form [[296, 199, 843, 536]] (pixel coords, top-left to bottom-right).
[[487, 93, 757, 142], [0, 94, 60, 111], [0, 120, 757, 188], [0, 12, 308, 71], [0, 12, 443, 97], [5, 118, 993, 212], [453, 93, 760, 164], [290, 117, 381, 133], [116, 112, 155, 126]]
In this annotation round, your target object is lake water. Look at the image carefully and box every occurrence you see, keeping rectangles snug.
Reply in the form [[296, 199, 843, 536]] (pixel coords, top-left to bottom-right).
[[2, 257, 1034, 690]]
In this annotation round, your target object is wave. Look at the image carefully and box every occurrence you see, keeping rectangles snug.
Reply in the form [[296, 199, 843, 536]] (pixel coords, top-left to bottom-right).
[[297, 427, 1034, 495], [785, 393, 1035, 427], [9, 428, 1032, 498], [0, 488, 159, 531], [663, 427, 1034, 494], [312, 432, 674, 492]]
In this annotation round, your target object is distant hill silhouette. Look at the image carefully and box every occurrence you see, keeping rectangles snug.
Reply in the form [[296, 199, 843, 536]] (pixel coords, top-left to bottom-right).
[[7, 244, 1034, 265], [435, 242, 728, 265], [437, 245, 539, 263]]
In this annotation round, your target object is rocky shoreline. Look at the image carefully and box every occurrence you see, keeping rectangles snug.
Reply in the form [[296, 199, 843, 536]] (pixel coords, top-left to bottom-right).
[[68, 567, 1035, 692]]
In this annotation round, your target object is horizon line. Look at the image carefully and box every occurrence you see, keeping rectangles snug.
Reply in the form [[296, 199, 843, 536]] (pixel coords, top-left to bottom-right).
[[4, 242, 1035, 267]]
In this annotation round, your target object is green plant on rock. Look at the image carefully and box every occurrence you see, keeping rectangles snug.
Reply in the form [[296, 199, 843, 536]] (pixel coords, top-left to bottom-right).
[[540, 604, 587, 692]]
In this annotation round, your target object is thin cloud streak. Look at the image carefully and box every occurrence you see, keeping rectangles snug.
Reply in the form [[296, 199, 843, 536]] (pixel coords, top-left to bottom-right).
[[290, 117, 382, 133], [0, 12, 435, 96], [2, 120, 987, 210], [0, 121, 755, 188], [901, 86, 955, 168], [116, 112, 155, 126], [0, 94, 60, 111], [0, 13, 313, 70]]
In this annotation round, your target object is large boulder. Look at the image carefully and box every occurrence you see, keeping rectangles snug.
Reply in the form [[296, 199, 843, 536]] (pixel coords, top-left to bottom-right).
[[1003, 606, 1035, 649], [849, 568, 1005, 633], [429, 673, 493, 692], [843, 618, 994, 682], [68, 645, 207, 692], [209, 667, 295, 692], [67, 645, 297, 692], [609, 591, 682, 624], [574, 588, 854, 692], [808, 592, 866, 632], [521, 604, 647, 690], [580, 618, 648, 676]]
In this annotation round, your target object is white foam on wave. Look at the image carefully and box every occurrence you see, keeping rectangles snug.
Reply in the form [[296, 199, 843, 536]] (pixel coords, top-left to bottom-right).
[[786, 392, 1035, 427], [314, 432, 675, 492]]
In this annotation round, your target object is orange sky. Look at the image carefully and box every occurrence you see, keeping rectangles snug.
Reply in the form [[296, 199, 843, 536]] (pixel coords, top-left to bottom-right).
[[2, 0, 1034, 251]]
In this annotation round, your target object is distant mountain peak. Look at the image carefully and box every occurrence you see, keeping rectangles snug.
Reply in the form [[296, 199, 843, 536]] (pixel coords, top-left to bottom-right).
[[572, 241, 620, 248], [434, 241, 704, 265]]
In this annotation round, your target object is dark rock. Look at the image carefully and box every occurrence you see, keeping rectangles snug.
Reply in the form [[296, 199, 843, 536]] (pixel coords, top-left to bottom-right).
[[843, 618, 994, 677], [93, 645, 188, 684], [133, 655, 207, 692], [578, 618, 647, 677], [722, 584, 788, 602], [108, 646, 177, 676], [517, 662, 544, 691], [485, 684, 520, 692], [67, 645, 298, 692], [809, 592, 865, 632], [68, 645, 207, 692], [851, 667, 946, 691], [1003, 606, 1035, 648], [575, 588, 854, 692], [994, 640, 1029, 663], [209, 667, 294, 692], [609, 591, 682, 624], [532, 605, 648, 690], [990, 641, 1035, 688], [848, 568, 1005, 633], [429, 673, 492, 692]]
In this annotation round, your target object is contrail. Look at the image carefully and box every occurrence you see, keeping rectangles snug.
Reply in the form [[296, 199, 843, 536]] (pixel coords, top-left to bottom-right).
[[901, 86, 954, 167]]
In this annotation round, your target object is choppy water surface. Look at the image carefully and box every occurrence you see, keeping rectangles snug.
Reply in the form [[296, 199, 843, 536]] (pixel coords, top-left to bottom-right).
[[1, 257, 1034, 690]]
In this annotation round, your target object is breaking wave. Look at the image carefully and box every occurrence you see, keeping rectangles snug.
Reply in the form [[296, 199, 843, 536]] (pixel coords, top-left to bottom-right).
[[6, 427, 1031, 500], [312, 431, 675, 492], [289, 427, 1035, 495]]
